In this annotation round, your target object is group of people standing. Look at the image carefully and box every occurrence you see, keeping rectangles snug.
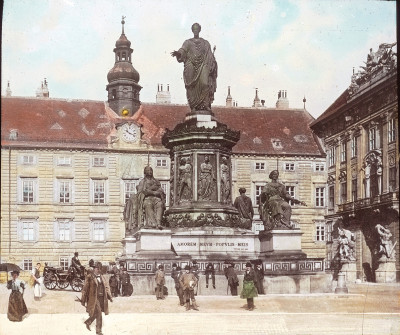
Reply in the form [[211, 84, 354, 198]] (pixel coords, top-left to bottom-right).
[[170, 262, 200, 311], [108, 262, 131, 297]]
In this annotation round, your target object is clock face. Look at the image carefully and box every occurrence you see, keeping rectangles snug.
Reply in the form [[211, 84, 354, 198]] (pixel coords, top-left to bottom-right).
[[122, 123, 138, 143]]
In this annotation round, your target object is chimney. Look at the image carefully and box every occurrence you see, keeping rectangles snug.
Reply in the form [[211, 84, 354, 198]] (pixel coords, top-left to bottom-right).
[[261, 99, 265, 107], [6, 81, 12, 97], [156, 83, 171, 104], [226, 86, 232, 107], [276, 89, 289, 109], [158, 84, 160, 92], [253, 88, 261, 107], [43, 78, 49, 97]]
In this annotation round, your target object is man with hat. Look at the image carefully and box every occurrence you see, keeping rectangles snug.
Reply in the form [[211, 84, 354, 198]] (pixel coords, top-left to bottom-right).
[[155, 264, 165, 300], [254, 261, 265, 295], [81, 262, 113, 335], [233, 188, 254, 223], [224, 262, 239, 296], [205, 262, 216, 289], [7, 270, 28, 322], [190, 260, 200, 295], [179, 265, 199, 311], [120, 267, 131, 297], [71, 252, 83, 277], [171, 263, 184, 306], [240, 262, 258, 311]]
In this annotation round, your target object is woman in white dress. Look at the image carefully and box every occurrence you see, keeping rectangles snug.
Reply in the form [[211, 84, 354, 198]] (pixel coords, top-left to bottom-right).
[[31, 262, 42, 300]]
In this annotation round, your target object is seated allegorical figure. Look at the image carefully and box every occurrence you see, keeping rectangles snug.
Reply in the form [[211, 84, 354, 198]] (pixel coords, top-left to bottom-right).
[[123, 166, 166, 231], [259, 170, 306, 230]]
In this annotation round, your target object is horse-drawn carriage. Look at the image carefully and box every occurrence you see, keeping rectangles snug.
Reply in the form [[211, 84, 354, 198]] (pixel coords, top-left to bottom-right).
[[43, 263, 85, 292]]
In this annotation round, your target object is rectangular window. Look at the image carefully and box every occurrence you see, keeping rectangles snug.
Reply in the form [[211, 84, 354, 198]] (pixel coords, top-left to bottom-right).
[[351, 137, 357, 158], [57, 156, 71, 166], [369, 128, 376, 151], [388, 119, 396, 143], [93, 157, 106, 167], [92, 180, 106, 204], [315, 222, 326, 242], [315, 187, 325, 207], [22, 220, 35, 241], [285, 186, 295, 206], [255, 185, 264, 205], [58, 220, 71, 241], [22, 179, 35, 203], [341, 142, 347, 162], [328, 186, 335, 209], [352, 179, 358, 201], [314, 163, 325, 172], [93, 221, 105, 241], [255, 162, 265, 170], [156, 159, 167, 167], [389, 167, 397, 192], [23, 259, 33, 271], [284, 163, 295, 171], [60, 257, 69, 271], [22, 155, 35, 165], [329, 147, 336, 166], [124, 180, 137, 203], [340, 182, 347, 204], [58, 179, 72, 203]]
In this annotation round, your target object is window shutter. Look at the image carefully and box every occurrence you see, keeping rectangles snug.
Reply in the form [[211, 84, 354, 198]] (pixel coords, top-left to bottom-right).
[[53, 221, 59, 241], [35, 219, 40, 242]]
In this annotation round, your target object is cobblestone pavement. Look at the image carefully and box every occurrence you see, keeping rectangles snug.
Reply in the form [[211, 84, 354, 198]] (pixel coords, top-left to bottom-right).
[[0, 283, 399, 335]]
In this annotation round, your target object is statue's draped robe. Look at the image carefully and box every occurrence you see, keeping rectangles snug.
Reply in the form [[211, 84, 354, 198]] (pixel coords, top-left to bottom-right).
[[260, 182, 293, 225], [177, 37, 217, 111]]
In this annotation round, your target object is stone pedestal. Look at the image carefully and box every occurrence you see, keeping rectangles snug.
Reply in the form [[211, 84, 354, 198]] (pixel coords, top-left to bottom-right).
[[259, 229, 306, 258], [133, 229, 175, 257], [340, 261, 357, 283], [375, 261, 397, 283], [335, 272, 348, 294], [171, 227, 258, 258], [122, 236, 137, 256]]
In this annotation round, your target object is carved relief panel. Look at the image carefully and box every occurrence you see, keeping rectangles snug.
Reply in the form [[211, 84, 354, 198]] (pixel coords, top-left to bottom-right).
[[197, 154, 217, 201]]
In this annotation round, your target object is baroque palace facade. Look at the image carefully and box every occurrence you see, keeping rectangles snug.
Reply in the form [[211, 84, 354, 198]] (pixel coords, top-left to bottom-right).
[[0, 24, 327, 273], [311, 43, 399, 282]]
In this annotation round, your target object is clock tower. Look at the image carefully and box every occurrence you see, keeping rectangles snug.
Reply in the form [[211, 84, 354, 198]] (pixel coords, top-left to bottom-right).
[[106, 17, 142, 117]]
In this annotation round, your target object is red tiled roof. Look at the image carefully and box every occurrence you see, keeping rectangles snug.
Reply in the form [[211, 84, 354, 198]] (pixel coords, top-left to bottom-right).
[[1, 96, 323, 156]]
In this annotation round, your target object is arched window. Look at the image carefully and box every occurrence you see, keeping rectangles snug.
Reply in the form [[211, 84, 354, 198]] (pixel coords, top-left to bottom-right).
[[112, 89, 116, 99]]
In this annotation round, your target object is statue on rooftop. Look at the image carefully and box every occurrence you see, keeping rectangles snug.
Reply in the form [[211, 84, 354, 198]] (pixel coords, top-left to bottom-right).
[[171, 23, 218, 113]]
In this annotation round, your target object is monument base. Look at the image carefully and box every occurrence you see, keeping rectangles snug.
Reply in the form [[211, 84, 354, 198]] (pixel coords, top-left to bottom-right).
[[171, 227, 258, 258], [340, 261, 357, 283], [375, 260, 397, 283], [259, 229, 306, 258]]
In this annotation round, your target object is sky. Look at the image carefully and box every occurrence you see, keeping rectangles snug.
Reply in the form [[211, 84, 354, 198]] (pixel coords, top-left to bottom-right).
[[1, 0, 397, 119]]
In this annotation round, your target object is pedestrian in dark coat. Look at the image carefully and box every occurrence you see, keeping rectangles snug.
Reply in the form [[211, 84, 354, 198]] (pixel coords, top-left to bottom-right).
[[190, 260, 200, 295], [7, 270, 28, 322], [81, 262, 113, 335], [205, 262, 215, 289], [240, 262, 258, 311], [254, 263, 265, 294], [109, 274, 119, 297], [171, 263, 184, 306], [120, 268, 130, 297], [155, 264, 165, 300], [224, 263, 239, 296]]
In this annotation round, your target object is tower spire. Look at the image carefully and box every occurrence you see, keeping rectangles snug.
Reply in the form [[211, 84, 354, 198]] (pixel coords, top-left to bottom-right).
[[121, 16, 126, 34]]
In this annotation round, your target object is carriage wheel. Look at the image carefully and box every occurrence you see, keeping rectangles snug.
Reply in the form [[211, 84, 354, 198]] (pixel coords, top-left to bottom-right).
[[44, 274, 57, 290], [57, 279, 69, 289], [71, 278, 84, 292]]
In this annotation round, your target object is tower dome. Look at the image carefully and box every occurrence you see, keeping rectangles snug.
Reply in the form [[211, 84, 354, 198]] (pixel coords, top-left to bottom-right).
[[106, 16, 142, 117]]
